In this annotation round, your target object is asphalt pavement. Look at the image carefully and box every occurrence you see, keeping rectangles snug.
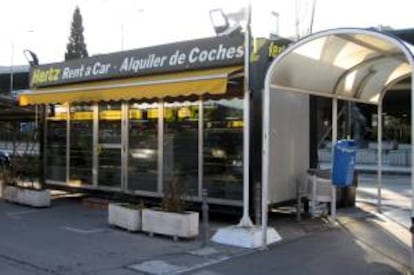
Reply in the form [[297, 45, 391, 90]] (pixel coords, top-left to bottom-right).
[[0, 191, 411, 275]]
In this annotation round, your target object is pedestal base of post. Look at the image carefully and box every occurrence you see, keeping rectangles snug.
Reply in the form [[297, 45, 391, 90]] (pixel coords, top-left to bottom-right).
[[211, 225, 281, 249], [410, 217, 414, 271]]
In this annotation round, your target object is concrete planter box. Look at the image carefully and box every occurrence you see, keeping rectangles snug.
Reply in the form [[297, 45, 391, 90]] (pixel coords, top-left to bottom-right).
[[3, 186, 50, 207], [108, 203, 142, 232], [142, 208, 199, 239]]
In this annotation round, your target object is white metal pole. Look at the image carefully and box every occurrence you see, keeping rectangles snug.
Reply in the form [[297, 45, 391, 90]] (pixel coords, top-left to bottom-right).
[[120, 23, 124, 50], [66, 104, 71, 185], [410, 70, 414, 271], [158, 101, 164, 194], [261, 77, 270, 249], [198, 99, 203, 197], [330, 98, 338, 223], [10, 42, 14, 94], [238, 1, 253, 227], [377, 104, 382, 213]]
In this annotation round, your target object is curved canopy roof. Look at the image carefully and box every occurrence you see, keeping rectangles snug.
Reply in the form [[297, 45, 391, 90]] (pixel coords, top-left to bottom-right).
[[267, 28, 414, 105]]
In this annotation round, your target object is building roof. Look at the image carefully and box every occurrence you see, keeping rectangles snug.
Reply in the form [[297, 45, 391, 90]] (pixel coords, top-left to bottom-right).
[[389, 28, 414, 45], [266, 28, 414, 105], [0, 65, 29, 75]]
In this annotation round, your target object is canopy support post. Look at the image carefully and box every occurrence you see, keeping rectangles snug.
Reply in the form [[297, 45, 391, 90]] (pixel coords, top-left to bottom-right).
[[330, 98, 338, 224], [377, 104, 383, 213], [238, 0, 253, 228], [410, 71, 414, 271], [211, 2, 281, 248], [261, 68, 270, 249]]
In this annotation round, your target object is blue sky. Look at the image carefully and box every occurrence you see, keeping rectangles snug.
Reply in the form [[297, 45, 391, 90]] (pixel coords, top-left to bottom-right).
[[0, 0, 413, 66]]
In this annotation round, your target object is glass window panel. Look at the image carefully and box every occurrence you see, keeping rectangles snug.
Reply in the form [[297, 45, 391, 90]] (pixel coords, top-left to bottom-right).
[[98, 103, 122, 188], [163, 102, 199, 196], [46, 105, 67, 182], [128, 103, 158, 192], [69, 105, 93, 186], [98, 103, 122, 144], [98, 148, 122, 188], [203, 98, 243, 200]]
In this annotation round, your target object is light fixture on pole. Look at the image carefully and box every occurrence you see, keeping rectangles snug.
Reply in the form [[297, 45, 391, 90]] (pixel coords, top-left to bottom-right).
[[211, 3, 281, 249], [10, 42, 14, 94], [209, 8, 244, 36], [209, 9, 229, 36], [23, 49, 39, 67], [210, 5, 253, 228], [23, 49, 39, 127], [269, 11, 280, 39]]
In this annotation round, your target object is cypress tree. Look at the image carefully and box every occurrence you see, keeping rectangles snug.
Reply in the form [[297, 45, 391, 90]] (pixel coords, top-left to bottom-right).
[[65, 6, 88, 60]]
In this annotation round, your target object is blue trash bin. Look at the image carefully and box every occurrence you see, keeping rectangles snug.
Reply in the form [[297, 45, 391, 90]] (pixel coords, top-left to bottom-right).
[[332, 140, 356, 187]]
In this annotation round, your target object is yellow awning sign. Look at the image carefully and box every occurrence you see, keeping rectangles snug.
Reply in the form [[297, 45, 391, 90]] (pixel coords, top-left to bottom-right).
[[19, 66, 242, 106]]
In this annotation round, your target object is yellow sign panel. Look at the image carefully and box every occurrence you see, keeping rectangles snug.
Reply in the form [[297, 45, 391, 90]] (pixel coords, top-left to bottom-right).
[[47, 112, 68, 121], [71, 111, 93, 120], [228, 120, 243, 128], [129, 109, 143, 120], [178, 107, 191, 118], [99, 110, 121, 120], [147, 108, 159, 118]]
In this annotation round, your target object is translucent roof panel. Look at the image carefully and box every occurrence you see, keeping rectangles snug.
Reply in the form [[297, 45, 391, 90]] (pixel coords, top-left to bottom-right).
[[268, 28, 414, 105]]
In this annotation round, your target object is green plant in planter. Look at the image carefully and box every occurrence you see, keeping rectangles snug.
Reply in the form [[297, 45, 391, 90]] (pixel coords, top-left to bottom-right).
[[142, 168, 199, 239], [119, 200, 145, 210], [161, 172, 187, 213], [0, 167, 14, 185], [0, 167, 13, 196], [0, 121, 42, 190]]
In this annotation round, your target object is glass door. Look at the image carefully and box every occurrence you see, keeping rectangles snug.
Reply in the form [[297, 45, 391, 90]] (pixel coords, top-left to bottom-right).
[[46, 104, 68, 183], [69, 104, 93, 186], [97, 103, 123, 189], [163, 102, 199, 196], [203, 98, 243, 200], [127, 103, 159, 192]]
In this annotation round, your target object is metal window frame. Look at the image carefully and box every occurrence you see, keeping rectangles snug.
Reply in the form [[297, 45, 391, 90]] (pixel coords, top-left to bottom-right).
[[158, 100, 164, 195], [198, 98, 203, 197]]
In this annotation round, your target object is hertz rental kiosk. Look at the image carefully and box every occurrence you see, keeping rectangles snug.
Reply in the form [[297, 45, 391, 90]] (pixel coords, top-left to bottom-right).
[[19, 35, 249, 207]]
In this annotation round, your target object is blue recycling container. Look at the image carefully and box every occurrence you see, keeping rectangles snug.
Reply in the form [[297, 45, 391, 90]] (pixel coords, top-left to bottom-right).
[[332, 140, 356, 187]]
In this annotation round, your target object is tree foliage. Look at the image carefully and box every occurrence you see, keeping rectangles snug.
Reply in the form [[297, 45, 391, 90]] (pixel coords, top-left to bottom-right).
[[65, 6, 88, 60]]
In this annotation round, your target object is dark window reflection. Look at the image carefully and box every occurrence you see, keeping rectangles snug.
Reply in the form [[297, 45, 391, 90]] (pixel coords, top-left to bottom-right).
[[203, 99, 243, 200], [163, 103, 199, 196], [69, 105, 93, 186], [98, 148, 122, 188], [98, 103, 122, 144], [98, 103, 122, 188], [128, 103, 158, 192], [46, 106, 67, 182]]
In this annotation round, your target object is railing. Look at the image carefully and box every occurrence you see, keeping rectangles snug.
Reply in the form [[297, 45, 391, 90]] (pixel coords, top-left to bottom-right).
[[0, 141, 39, 156], [319, 143, 411, 167]]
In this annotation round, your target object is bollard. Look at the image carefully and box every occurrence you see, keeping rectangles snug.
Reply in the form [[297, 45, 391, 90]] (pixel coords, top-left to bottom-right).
[[201, 188, 209, 247], [255, 182, 261, 226], [411, 217, 414, 272], [296, 179, 302, 222]]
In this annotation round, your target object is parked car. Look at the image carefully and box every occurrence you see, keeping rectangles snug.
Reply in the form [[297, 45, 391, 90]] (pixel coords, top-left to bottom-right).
[[0, 151, 11, 168]]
